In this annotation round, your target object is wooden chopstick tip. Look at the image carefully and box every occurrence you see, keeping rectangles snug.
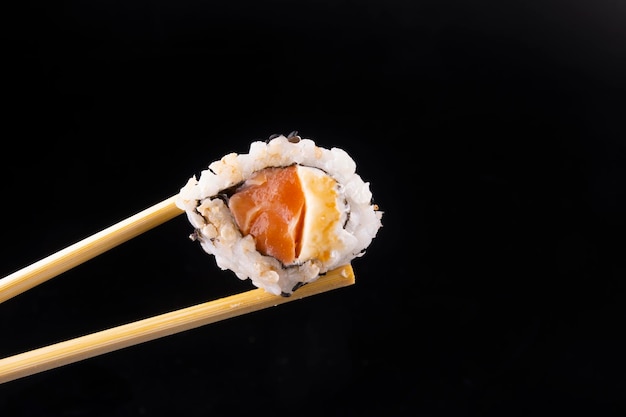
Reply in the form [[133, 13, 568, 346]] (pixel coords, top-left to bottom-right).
[[287, 264, 355, 300]]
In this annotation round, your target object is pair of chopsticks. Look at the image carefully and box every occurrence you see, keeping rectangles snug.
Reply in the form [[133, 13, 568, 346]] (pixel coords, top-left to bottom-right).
[[0, 195, 355, 384]]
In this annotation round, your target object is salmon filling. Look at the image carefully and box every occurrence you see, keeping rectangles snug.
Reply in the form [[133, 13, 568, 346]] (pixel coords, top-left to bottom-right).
[[228, 165, 341, 265]]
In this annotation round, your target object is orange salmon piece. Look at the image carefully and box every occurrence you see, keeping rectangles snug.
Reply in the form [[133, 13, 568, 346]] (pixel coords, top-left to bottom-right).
[[228, 165, 305, 264]]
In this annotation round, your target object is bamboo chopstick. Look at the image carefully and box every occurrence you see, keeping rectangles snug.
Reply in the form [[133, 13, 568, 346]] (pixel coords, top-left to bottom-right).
[[0, 264, 354, 384], [0, 195, 183, 305]]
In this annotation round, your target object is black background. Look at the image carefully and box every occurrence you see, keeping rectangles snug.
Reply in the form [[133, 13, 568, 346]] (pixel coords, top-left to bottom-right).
[[2, 1, 626, 416]]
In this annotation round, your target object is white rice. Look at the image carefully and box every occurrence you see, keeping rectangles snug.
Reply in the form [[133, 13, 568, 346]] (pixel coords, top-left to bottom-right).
[[176, 134, 383, 296]]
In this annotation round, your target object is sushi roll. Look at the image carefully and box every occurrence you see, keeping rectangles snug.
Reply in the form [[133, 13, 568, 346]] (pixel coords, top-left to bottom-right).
[[175, 132, 383, 296]]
